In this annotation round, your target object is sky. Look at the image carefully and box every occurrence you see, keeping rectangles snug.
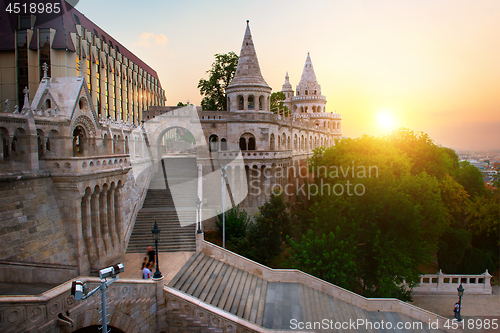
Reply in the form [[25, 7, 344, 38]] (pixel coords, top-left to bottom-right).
[[76, 0, 500, 152]]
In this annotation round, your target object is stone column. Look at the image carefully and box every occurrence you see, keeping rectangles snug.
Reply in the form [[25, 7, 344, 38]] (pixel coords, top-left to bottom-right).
[[154, 276, 167, 332], [107, 184, 117, 252], [91, 187, 105, 262], [56, 186, 89, 275], [82, 191, 98, 268], [114, 185, 124, 249], [99, 186, 111, 253], [197, 162, 203, 226]]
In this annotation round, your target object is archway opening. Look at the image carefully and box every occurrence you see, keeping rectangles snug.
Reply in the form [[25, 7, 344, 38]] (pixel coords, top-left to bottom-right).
[[159, 127, 196, 155], [73, 126, 85, 157]]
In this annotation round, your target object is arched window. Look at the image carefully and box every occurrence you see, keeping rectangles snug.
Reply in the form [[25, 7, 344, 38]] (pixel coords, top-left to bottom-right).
[[248, 137, 256, 150], [248, 95, 254, 110], [259, 95, 264, 110], [305, 90, 308, 95], [287, 136, 291, 149], [227, 97, 231, 111], [36, 129, 45, 159], [297, 90, 300, 96], [314, 90, 317, 95], [209, 134, 219, 152], [300, 106, 304, 113], [270, 133, 275, 150], [221, 138, 227, 151], [312, 106, 316, 113], [239, 137, 247, 151], [45, 99, 51, 109], [294, 134, 298, 150], [73, 126, 85, 157], [0, 128, 10, 161], [238, 95, 244, 110]]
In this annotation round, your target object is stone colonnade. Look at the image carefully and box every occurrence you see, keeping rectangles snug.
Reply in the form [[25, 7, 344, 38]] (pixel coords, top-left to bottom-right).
[[80, 181, 124, 269]]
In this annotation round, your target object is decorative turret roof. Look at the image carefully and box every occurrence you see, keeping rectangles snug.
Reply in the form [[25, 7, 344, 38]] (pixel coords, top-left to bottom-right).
[[282, 72, 293, 91], [227, 21, 270, 90], [296, 52, 321, 95]]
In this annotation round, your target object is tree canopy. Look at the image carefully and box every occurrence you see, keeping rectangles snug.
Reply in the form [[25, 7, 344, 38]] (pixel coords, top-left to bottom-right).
[[197, 52, 239, 111]]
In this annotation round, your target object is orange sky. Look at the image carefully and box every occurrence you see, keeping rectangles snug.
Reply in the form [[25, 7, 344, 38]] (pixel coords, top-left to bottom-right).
[[78, 0, 500, 151]]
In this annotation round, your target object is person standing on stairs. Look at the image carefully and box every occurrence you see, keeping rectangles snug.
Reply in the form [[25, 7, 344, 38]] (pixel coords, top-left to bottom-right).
[[147, 246, 155, 266], [143, 261, 152, 279]]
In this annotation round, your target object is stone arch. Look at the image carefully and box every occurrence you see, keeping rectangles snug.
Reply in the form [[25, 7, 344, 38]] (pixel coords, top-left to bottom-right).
[[309, 135, 312, 150], [239, 137, 247, 151], [220, 138, 227, 151], [300, 106, 304, 113], [301, 135, 305, 151], [155, 125, 197, 156], [248, 95, 255, 110], [270, 133, 275, 150], [287, 136, 291, 149], [312, 106, 316, 113], [36, 129, 45, 159], [240, 133, 256, 151], [209, 134, 219, 152], [248, 137, 256, 150], [11, 127, 27, 161], [45, 98, 51, 109], [238, 95, 244, 110], [259, 95, 264, 110], [0, 127, 10, 161], [73, 126, 86, 157], [293, 134, 298, 150]]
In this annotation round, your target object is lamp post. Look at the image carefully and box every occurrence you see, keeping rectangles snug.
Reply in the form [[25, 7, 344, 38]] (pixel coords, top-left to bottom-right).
[[221, 166, 228, 249], [196, 197, 202, 234], [151, 221, 162, 279], [457, 283, 464, 322]]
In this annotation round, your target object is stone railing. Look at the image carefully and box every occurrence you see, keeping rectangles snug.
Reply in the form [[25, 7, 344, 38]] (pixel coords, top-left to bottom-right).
[[0, 277, 157, 333], [199, 240, 459, 333], [45, 154, 131, 175], [292, 95, 327, 102], [165, 286, 309, 333], [310, 112, 341, 119], [0, 261, 78, 284], [218, 150, 294, 160], [413, 270, 492, 295]]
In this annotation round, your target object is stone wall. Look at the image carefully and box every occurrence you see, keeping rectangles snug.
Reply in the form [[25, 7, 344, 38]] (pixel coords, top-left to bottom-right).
[[0, 277, 157, 333], [0, 174, 77, 277]]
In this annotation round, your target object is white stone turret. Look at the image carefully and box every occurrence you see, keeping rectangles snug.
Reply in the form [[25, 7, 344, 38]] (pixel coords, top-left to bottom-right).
[[226, 21, 272, 112], [291, 53, 327, 115], [281, 72, 294, 112]]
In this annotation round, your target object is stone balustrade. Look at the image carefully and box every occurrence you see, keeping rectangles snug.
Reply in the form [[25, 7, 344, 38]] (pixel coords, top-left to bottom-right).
[[199, 240, 459, 333], [0, 277, 157, 332], [218, 150, 293, 160], [310, 112, 341, 119], [45, 154, 131, 175], [292, 95, 327, 102], [413, 270, 492, 295]]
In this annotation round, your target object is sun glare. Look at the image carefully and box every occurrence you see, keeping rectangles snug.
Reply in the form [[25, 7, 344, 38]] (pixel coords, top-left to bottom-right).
[[377, 111, 396, 130]]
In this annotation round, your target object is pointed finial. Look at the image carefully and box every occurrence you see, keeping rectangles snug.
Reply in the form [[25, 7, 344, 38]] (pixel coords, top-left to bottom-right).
[[42, 62, 49, 79], [285, 71, 289, 79]]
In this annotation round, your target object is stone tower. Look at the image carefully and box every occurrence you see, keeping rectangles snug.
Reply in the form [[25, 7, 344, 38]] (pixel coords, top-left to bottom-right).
[[291, 53, 327, 115], [281, 72, 294, 112], [226, 21, 272, 112]]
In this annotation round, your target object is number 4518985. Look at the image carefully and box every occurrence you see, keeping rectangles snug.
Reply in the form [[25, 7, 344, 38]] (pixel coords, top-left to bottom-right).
[[445, 319, 498, 330], [5, 3, 61, 14]]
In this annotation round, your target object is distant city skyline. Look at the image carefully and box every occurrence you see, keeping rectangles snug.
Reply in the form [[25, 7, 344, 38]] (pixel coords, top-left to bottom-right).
[[76, 0, 500, 151]]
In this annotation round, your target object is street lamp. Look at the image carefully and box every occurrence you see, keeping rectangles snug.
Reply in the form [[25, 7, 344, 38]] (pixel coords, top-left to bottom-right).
[[151, 221, 162, 279], [456, 283, 464, 322], [196, 197, 202, 234], [221, 166, 228, 249]]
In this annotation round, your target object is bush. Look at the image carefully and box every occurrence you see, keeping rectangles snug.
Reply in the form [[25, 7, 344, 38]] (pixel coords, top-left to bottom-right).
[[216, 205, 250, 244], [437, 227, 471, 273]]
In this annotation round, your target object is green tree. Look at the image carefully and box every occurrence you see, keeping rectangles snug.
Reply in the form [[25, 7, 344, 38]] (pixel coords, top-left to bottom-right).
[[216, 205, 250, 245], [176, 101, 187, 106], [235, 193, 292, 266], [456, 161, 486, 197], [270, 92, 290, 116], [437, 226, 472, 274], [197, 52, 239, 111]]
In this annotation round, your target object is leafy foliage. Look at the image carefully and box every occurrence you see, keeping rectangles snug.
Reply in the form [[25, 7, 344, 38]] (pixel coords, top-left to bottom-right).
[[216, 205, 250, 246], [234, 193, 293, 267], [457, 161, 486, 198], [437, 227, 472, 274], [270, 92, 290, 116], [197, 52, 239, 111]]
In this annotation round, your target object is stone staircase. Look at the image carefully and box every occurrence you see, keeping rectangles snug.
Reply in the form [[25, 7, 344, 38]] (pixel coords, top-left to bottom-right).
[[126, 156, 198, 253], [169, 252, 446, 332]]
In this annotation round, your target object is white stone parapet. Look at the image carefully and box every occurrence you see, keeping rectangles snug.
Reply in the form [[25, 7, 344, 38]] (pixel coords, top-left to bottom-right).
[[413, 270, 492, 295], [45, 154, 131, 176], [310, 112, 342, 119], [292, 95, 327, 102], [218, 150, 293, 160]]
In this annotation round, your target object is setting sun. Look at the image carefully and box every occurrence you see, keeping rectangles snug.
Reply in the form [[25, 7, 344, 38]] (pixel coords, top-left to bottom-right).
[[377, 112, 396, 130]]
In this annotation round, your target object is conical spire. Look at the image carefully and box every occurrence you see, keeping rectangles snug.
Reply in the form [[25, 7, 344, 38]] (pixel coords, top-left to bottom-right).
[[298, 52, 319, 87], [227, 21, 270, 89], [282, 71, 293, 91]]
